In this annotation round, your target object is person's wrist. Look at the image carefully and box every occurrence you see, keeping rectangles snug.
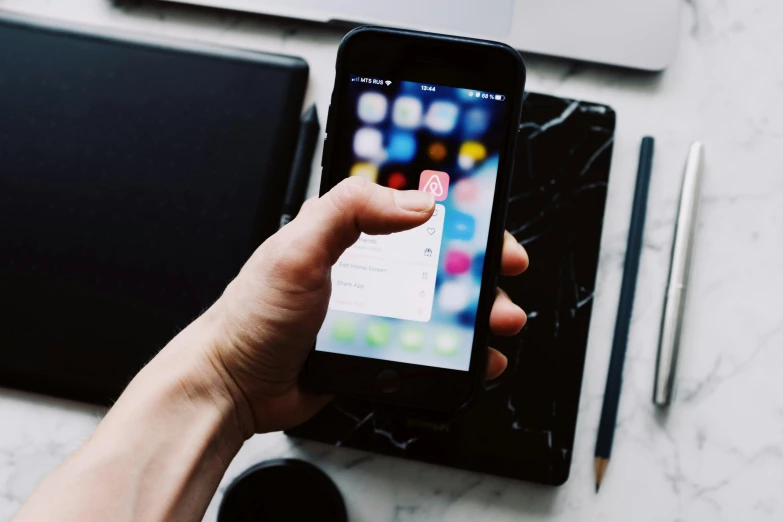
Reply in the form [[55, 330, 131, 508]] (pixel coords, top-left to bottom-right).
[[67, 310, 252, 522], [146, 305, 258, 446]]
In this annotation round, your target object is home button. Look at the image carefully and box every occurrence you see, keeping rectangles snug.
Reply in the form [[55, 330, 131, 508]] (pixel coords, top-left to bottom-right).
[[375, 369, 401, 394]]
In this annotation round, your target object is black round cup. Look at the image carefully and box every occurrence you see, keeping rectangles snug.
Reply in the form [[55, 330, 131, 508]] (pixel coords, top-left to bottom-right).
[[217, 459, 347, 522]]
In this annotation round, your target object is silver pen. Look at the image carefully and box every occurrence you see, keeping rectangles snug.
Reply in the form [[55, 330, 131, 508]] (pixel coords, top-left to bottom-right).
[[653, 142, 705, 407]]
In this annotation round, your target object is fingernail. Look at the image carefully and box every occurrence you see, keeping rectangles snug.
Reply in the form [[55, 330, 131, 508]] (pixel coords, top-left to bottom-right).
[[394, 190, 435, 212]]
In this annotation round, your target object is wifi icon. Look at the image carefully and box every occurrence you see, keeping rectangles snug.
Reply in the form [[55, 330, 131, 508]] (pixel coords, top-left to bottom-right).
[[385, 80, 392, 86]]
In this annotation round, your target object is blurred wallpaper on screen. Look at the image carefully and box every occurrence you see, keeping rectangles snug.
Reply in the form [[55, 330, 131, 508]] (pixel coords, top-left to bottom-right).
[[316, 77, 509, 371]]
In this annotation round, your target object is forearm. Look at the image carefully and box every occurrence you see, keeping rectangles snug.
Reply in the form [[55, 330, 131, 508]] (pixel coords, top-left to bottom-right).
[[13, 313, 248, 522]]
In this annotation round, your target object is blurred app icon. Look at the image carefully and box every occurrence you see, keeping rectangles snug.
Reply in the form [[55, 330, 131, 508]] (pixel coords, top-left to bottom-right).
[[332, 317, 355, 342], [350, 162, 378, 182], [444, 210, 475, 240], [457, 307, 478, 328], [419, 170, 450, 201], [435, 330, 460, 355], [472, 252, 485, 279], [400, 327, 424, 352], [353, 127, 384, 160], [387, 132, 417, 162], [366, 321, 391, 347], [437, 281, 471, 312], [392, 96, 423, 128], [357, 92, 388, 124], [457, 141, 487, 170], [453, 178, 480, 204], [387, 172, 407, 189], [463, 108, 490, 137], [444, 249, 471, 275], [425, 101, 459, 134], [427, 141, 447, 162]]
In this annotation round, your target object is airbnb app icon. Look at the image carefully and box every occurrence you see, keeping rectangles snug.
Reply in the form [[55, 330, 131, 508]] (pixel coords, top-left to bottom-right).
[[418, 170, 450, 201]]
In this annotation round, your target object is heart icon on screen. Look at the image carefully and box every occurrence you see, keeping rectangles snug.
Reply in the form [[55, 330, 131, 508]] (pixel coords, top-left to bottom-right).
[[427, 228, 435, 235]]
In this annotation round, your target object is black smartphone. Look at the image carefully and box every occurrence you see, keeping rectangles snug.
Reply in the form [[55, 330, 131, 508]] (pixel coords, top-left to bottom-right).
[[303, 27, 525, 411]]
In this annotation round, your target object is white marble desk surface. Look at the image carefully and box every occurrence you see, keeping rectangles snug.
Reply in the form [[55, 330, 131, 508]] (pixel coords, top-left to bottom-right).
[[1, 0, 782, 520]]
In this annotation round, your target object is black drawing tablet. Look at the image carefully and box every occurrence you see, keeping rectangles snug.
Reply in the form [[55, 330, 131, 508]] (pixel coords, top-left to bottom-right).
[[289, 92, 616, 485], [0, 12, 308, 404]]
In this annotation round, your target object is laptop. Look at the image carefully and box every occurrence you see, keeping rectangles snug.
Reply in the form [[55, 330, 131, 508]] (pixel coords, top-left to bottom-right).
[[161, 0, 681, 70]]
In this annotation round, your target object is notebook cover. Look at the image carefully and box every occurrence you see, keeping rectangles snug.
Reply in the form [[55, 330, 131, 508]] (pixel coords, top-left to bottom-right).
[[288, 92, 616, 485], [0, 12, 308, 405]]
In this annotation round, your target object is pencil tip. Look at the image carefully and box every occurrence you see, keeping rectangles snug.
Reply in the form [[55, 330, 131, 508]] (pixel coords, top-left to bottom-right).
[[594, 457, 609, 493]]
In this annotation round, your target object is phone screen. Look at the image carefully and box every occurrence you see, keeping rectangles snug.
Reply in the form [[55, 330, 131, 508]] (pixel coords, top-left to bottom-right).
[[316, 75, 509, 371]]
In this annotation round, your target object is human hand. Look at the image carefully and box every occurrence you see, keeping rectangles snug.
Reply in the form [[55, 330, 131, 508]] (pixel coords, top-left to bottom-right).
[[12, 178, 528, 522], [195, 177, 529, 435]]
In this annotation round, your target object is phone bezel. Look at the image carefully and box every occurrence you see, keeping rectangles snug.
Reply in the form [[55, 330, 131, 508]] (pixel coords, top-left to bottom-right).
[[305, 26, 526, 412]]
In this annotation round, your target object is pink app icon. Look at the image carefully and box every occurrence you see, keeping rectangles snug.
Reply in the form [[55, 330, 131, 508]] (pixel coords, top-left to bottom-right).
[[419, 170, 450, 201]]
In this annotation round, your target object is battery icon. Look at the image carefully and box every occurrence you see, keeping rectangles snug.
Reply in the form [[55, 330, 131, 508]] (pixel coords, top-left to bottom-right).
[[496, 94, 506, 101]]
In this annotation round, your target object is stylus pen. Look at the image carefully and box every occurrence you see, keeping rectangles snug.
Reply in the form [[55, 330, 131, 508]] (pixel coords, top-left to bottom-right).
[[279, 104, 320, 228], [595, 136, 655, 492], [653, 142, 705, 407]]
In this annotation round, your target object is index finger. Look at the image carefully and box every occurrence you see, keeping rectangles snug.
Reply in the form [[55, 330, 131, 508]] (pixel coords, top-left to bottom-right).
[[500, 230, 529, 276]]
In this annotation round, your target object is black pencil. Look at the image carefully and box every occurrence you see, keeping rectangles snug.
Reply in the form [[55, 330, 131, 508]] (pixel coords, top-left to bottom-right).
[[595, 136, 655, 492], [279, 104, 320, 228]]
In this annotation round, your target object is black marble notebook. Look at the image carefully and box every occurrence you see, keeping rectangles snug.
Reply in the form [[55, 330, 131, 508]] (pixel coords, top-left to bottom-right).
[[288, 92, 616, 485]]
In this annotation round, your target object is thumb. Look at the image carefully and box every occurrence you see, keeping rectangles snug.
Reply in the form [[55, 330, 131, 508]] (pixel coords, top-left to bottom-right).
[[287, 176, 435, 265]]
